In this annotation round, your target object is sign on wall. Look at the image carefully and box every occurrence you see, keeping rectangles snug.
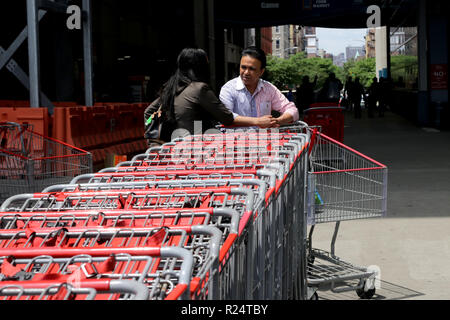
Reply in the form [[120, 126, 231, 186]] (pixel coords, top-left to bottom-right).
[[430, 64, 448, 90]]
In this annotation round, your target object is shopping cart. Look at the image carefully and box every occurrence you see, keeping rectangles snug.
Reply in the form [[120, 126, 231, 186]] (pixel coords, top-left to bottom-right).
[[212, 123, 310, 300], [54, 130, 308, 300], [0, 280, 149, 300], [0, 180, 261, 300], [306, 130, 388, 300], [0, 121, 312, 301], [303, 106, 345, 143], [57, 123, 308, 300], [0, 246, 193, 300], [0, 122, 93, 204], [0, 224, 223, 300]]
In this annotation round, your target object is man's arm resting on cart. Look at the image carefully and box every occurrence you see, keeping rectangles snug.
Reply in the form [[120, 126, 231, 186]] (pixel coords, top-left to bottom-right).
[[274, 112, 295, 126], [232, 115, 279, 129]]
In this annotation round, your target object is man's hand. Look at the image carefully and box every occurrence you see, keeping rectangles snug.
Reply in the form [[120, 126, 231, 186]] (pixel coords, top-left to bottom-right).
[[273, 113, 294, 127], [255, 115, 279, 129]]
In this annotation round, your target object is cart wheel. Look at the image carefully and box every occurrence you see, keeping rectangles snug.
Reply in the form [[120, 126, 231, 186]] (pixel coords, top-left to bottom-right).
[[356, 285, 376, 300]]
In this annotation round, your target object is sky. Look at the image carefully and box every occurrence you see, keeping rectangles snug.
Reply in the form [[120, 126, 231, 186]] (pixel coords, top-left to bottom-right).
[[316, 28, 368, 56]]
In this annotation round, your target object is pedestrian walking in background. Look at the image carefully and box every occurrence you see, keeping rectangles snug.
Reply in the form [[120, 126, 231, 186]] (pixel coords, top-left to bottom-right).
[[287, 89, 295, 102], [350, 77, 365, 119], [296, 75, 317, 114], [344, 77, 354, 111], [379, 77, 393, 117], [367, 77, 380, 118], [320, 73, 343, 104]]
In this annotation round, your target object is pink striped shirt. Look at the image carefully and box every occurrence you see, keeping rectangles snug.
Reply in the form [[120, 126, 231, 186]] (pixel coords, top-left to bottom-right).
[[220, 77, 299, 122]]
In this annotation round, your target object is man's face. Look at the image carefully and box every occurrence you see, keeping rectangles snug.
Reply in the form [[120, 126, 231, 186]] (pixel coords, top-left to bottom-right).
[[240, 55, 265, 89]]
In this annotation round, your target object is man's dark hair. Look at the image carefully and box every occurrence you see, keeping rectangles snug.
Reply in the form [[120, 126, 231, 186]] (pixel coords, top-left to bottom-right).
[[242, 47, 267, 70]]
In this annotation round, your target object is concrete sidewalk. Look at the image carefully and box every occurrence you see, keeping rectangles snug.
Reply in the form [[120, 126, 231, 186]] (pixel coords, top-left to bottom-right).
[[312, 110, 450, 300]]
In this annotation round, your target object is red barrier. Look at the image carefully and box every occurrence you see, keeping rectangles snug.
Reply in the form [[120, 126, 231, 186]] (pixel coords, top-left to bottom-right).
[[3, 101, 148, 169], [304, 106, 345, 143]]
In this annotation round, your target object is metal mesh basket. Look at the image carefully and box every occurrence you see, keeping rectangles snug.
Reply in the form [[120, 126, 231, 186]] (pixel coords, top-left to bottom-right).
[[0, 122, 93, 203]]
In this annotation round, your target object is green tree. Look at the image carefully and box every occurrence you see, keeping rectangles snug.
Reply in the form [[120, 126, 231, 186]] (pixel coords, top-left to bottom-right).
[[391, 55, 418, 85], [266, 53, 339, 90], [340, 58, 376, 88]]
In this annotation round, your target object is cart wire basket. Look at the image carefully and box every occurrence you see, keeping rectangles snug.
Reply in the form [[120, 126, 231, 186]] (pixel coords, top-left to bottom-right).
[[306, 128, 388, 300], [0, 122, 93, 204]]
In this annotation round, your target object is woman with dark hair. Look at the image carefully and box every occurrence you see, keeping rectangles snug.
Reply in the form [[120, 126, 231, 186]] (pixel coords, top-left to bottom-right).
[[145, 48, 235, 143]]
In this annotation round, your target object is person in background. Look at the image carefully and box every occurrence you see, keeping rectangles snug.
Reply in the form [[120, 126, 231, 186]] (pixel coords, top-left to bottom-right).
[[344, 77, 354, 111], [287, 89, 294, 102], [296, 75, 318, 113], [219, 47, 299, 129], [350, 77, 365, 119], [320, 72, 343, 104], [377, 77, 393, 117], [367, 77, 380, 119]]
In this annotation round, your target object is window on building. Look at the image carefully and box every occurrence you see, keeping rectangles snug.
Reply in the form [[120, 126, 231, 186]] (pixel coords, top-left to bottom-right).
[[276, 40, 280, 49]]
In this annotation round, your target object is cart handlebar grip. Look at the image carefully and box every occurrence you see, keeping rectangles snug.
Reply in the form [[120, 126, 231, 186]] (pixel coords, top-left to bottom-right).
[[69, 174, 96, 185], [190, 225, 222, 262], [0, 194, 34, 212], [109, 280, 149, 300], [256, 169, 277, 188], [212, 208, 240, 235], [229, 188, 255, 212], [160, 247, 193, 288]]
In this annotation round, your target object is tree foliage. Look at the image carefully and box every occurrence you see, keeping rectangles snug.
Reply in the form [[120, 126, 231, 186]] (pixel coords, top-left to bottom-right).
[[266, 53, 379, 90], [266, 52, 339, 90], [266, 52, 419, 90], [341, 58, 376, 87], [390, 55, 418, 83]]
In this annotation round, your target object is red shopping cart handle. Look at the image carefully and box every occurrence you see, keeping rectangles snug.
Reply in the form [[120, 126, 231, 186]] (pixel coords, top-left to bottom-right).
[[33, 186, 235, 199], [0, 279, 113, 291], [93, 168, 259, 178], [0, 247, 162, 259], [0, 207, 217, 218]]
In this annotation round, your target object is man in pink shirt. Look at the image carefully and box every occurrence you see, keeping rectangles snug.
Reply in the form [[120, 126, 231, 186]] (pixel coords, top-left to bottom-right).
[[220, 47, 299, 128]]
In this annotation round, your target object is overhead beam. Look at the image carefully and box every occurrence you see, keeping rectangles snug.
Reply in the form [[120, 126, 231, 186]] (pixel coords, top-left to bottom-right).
[[37, 0, 68, 14], [0, 11, 47, 72], [1, 47, 54, 113]]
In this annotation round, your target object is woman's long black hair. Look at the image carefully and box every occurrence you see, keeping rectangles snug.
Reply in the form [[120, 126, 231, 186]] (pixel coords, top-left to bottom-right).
[[160, 48, 210, 122]]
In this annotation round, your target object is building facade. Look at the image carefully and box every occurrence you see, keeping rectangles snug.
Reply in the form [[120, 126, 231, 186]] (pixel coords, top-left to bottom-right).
[[304, 26, 318, 58], [365, 28, 376, 58], [346, 46, 365, 61], [272, 25, 291, 59], [333, 53, 346, 67]]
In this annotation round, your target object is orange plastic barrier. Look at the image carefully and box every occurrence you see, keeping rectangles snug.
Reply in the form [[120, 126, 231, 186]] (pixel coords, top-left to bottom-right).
[[52, 103, 148, 168], [0, 107, 49, 137], [1, 100, 148, 168]]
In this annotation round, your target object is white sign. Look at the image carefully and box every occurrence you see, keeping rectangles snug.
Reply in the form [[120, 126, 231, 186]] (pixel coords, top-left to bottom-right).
[[66, 5, 81, 30]]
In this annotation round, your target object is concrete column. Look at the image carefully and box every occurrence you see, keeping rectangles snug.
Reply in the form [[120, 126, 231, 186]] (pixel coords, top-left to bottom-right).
[[375, 27, 388, 79], [193, 0, 206, 49], [417, 0, 429, 126], [428, 2, 448, 128], [207, 0, 217, 92]]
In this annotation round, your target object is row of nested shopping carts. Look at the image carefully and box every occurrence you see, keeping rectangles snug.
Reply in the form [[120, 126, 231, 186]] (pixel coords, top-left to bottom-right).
[[0, 121, 388, 300]]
